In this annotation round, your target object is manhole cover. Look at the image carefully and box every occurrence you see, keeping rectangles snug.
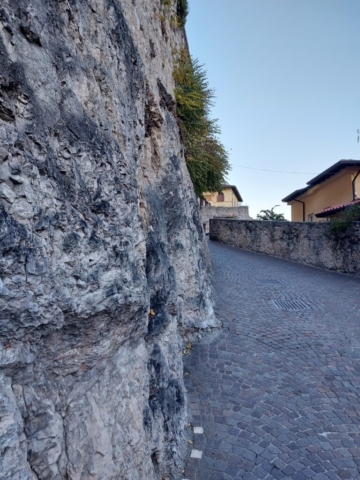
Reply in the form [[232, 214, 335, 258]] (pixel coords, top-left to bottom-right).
[[272, 300, 310, 311]]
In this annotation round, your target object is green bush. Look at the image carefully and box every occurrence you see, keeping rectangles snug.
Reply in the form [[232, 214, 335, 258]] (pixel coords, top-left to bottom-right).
[[256, 205, 287, 221], [177, 0, 189, 26], [173, 50, 230, 197], [328, 203, 360, 234]]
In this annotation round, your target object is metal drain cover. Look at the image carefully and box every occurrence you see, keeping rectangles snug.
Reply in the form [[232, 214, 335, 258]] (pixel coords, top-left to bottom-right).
[[272, 300, 309, 311]]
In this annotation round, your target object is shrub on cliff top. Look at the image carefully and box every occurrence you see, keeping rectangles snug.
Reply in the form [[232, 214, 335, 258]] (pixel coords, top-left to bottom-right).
[[173, 50, 230, 197], [177, 0, 189, 26]]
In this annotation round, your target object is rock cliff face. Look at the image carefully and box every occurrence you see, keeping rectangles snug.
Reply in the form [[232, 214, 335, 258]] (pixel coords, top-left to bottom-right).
[[0, 1, 219, 478]]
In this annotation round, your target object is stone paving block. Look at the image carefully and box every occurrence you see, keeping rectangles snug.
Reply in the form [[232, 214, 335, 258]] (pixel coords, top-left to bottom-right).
[[281, 465, 295, 476], [183, 242, 360, 480], [299, 456, 313, 467], [252, 465, 269, 479], [242, 474, 259, 480], [213, 459, 227, 472], [197, 468, 212, 480], [301, 466, 316, 478], [335, 469, 353, 479], [325, 472, 341, 480], [292, 473, 307, 480], [310, 463, 325, 473]]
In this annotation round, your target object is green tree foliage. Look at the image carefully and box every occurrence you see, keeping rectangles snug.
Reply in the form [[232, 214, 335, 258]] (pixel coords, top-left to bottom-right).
[[257, 205, 287, 221], [173, 50, 230, 197], [328, 202, 360, 234], [176, 0, 189, 26]]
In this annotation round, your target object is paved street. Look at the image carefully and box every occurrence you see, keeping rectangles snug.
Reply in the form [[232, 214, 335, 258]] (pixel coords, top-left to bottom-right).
[[183, 241, 360, 480]]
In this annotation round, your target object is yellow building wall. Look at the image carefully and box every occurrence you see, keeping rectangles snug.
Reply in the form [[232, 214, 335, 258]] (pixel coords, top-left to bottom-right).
[[289, 168, 356, 222], [290, 201, 304, 222], [355, 172, 360, 198], [203, 188, 239, 207]]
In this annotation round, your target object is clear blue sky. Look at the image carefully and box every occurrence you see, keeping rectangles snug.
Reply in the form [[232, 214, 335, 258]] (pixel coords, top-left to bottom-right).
[[186, 0, 360, 219]]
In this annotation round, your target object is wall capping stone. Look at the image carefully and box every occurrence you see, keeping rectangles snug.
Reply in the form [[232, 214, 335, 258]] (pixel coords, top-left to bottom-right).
[[200, 205, 251, 233]]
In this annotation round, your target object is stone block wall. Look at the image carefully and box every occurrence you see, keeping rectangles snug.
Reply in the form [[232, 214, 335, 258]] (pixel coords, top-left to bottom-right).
[[201, 206, 251, 234], [210, 219, 360, 274]]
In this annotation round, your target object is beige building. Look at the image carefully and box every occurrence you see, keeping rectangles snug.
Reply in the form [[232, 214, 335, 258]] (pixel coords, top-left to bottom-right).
[[200, 185, 249, 234], [282, 160, 360, 222], [203, 185, 242, 206]]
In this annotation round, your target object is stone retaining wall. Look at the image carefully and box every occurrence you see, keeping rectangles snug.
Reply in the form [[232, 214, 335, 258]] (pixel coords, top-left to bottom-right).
[[200, 206, 251, 233], [210, 219, 360, 274]]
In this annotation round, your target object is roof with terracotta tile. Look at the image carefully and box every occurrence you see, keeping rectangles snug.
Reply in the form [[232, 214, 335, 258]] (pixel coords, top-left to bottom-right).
[[315, 198, 360, 218]]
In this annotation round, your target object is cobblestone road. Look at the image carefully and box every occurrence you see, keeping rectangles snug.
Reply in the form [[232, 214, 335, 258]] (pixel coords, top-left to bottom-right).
[[183, 241, 360, 480]]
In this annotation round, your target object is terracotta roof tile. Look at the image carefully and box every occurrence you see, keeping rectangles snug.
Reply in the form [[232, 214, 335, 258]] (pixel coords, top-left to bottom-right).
[[315, 198, 360, 218]]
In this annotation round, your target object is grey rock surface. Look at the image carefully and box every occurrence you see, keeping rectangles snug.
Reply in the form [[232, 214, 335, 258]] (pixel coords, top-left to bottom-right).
[[0, 1, 219, 478]]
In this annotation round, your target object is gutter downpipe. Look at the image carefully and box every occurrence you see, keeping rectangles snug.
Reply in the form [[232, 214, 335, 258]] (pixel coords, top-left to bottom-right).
[[352, 170, 360, 200], [293, 199, 305, 222]]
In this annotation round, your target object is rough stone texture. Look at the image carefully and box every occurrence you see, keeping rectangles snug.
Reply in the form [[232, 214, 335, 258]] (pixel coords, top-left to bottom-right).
[[0, 1, 219, 479], [210, 219, 360, 275], [200, 206, 251, 234]]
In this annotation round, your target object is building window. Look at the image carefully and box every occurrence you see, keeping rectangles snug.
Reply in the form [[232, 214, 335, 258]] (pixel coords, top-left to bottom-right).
[[308, 214, 314, 222], [217, 194, 224, 202]]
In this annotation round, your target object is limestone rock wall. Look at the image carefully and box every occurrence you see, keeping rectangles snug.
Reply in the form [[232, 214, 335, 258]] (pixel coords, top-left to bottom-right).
[[210, 219, 360, 274], [0, 1, 219, 479]]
